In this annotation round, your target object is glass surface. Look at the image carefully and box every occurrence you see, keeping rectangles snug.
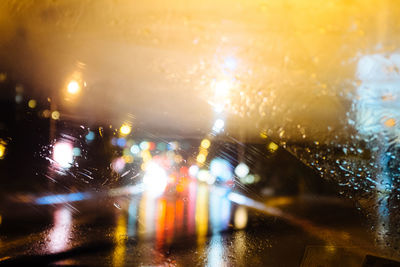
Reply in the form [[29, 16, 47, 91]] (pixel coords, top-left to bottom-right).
[[1, 1, 400, 266]]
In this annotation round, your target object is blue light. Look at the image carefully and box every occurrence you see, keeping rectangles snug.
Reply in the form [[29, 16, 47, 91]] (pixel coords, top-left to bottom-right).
[[111, 137, 117, 146], [355, 53, 400, 136], [207, 235, 224, 266], [227, 192, 248, 205], [130, 144, 140, 154], [210, 158, 233, 182], [72, 147, 81, 156], [117, 138, 126, 147], [36, 192, 90, 205], [209, 187, 231, 233], [85, 131, 95, 142], [167, 141, 178, 151], [128, 199, 137, 237]]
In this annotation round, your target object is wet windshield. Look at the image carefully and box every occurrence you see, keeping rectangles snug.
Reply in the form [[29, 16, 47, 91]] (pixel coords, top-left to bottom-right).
[[1, 0, 400, 266]]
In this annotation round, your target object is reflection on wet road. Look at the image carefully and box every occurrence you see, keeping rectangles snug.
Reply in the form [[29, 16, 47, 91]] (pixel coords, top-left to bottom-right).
[[1, 180, 397, 266], [48, 208, 72, 254]]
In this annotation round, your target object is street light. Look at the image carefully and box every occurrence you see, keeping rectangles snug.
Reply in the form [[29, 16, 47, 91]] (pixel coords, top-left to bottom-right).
[[119, 124, 132, 135], [49, 76, 84, 140], [67, 80, 81, 95]]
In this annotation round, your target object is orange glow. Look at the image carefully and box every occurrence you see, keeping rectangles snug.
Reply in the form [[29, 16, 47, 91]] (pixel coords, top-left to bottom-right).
[[165, 201, 175, 244], [155, 199, 166, 250], [0, 73, 6, 82], [175, 199, 184, 234], [265, 196, 294, 207], [42, 109, 51, 118], [0, 141, 6, 159], [67, 80, 80, 95], [2, 0, 400, 145], [176, 182, 185, 193], [148, 142, 156, 151], [384, 118, 396, 127]]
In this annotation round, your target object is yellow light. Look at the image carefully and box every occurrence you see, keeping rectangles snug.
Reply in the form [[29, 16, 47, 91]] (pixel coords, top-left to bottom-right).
[[234, 206, 248, 230], [385, 118, 396, 127], [0, 73, 6, 82], [123, 155, 133, 163], [259, 131, 268, 139], [265, 197, 293, 207], [113, 214, 126, 267], [268, 142, 279, 152], [0, 143, 6, 159], [28, 99, 37, 109], [67, 80, 80, 94], [200, 139, 211, 149], [141, 150, 152, 163], [119, 124, 131, 135], [51, 111, 60, 120], [196, 153, 206, 164], [196, 184, 208, 244], [199, 147, 208, 155]]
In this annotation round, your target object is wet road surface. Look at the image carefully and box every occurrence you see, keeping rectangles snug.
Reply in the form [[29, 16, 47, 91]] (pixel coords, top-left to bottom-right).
[[0, 181, 395, 266]]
